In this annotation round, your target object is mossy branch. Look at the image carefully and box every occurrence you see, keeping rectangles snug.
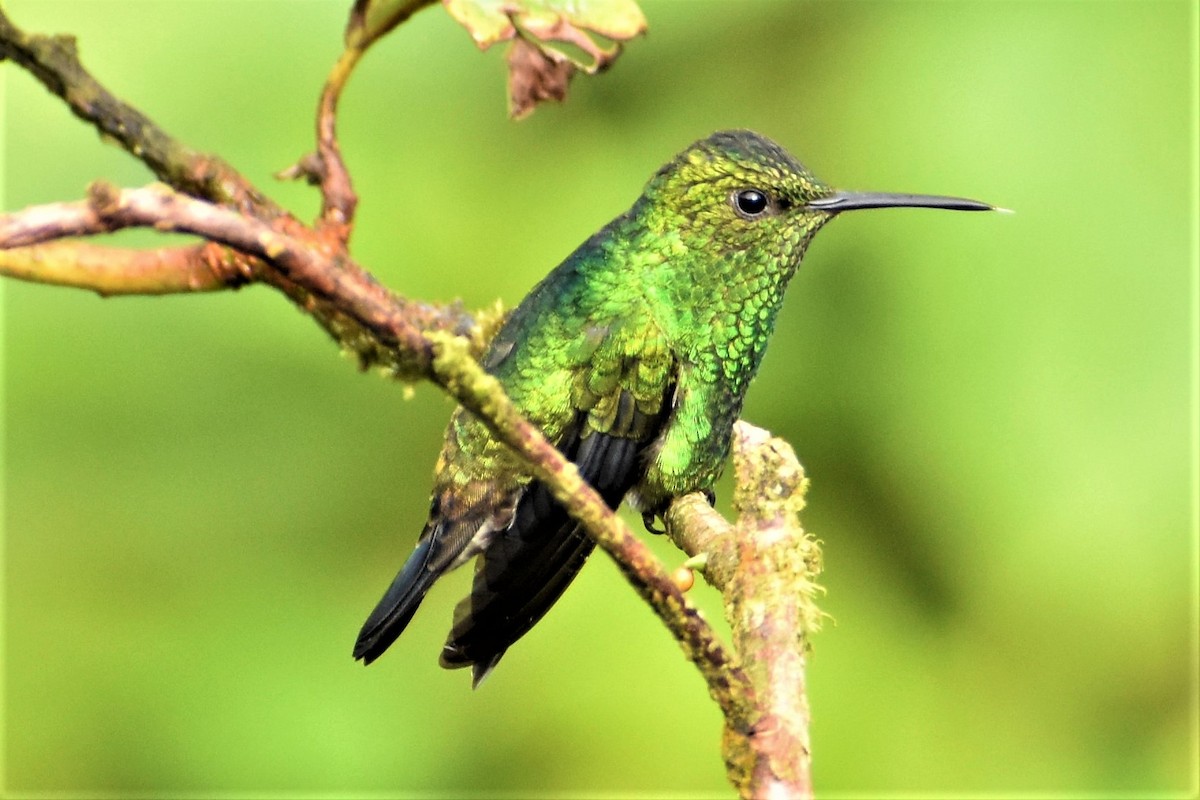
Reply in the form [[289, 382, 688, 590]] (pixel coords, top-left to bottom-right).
[[667, 423, 824, 799], [427, 333, 752, 718]]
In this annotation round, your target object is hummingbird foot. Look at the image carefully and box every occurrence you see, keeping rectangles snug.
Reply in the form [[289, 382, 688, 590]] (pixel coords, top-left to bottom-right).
[[641, 510, 665, 534]]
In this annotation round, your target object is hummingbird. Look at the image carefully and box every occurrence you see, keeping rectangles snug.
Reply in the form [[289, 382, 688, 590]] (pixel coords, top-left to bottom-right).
[[354, 130, 996, 685]]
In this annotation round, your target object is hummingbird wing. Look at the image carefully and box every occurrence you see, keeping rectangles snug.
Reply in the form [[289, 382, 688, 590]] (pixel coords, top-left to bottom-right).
[[440, 319, 676, 686], [354, 234, 676, 679], [352, 323, 674, 678]]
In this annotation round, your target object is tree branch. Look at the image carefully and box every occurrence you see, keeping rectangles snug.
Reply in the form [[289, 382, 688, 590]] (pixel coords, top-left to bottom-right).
[[312, 47, 363, 237], [667, 422, 824, 800], [0, 241, 259, 296], [281, 0, 440, 239], [0, 183, 297, 252], [0, 9, 279, 217], [666, 492, 738, 589], [427, 333, 753, 719], [3, 5, 822, 797], [0, 181, 477, 377]]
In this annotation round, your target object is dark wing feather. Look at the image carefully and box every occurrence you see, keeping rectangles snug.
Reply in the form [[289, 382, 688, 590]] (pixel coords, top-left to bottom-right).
[[353, 496, 507, 665], [352, 534, 438, 665], [439, 392, 660, 686]]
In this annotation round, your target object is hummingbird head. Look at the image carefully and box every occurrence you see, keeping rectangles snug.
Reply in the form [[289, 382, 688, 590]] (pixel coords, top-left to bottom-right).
[[624, 130, 996, 378], [639, 129, 995, 271]]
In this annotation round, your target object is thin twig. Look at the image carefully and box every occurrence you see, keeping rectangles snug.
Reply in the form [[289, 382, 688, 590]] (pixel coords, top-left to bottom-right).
[[314, 47, 363, 236], [292, 0, 440, 238], [665, 492, 738, 590]]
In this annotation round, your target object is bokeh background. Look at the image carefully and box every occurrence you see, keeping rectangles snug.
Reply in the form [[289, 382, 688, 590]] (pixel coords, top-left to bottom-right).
[[2, 0, 1195, 795]]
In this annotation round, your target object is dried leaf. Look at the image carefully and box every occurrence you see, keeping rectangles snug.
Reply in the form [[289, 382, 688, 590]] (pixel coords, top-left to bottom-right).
[[507, 36, 574, 119]]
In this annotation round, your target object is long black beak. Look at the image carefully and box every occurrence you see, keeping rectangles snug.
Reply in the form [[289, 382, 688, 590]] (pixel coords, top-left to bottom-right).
[[807, 191, 998, 213]]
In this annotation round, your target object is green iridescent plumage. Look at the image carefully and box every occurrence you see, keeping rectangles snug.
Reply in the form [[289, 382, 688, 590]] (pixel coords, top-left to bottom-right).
[[354, 130, 994, 684]]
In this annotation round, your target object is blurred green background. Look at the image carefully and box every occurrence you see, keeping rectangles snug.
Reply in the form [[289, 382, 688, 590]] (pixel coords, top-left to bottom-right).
[[2, 0, 1195, 796]]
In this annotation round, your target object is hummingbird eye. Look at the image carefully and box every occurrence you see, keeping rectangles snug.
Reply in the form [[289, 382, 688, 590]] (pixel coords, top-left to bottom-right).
[[732, 189, 770, 219]]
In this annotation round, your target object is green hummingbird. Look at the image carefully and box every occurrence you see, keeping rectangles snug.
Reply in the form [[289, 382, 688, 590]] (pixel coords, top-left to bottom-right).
[[354, 130, 996, 684]]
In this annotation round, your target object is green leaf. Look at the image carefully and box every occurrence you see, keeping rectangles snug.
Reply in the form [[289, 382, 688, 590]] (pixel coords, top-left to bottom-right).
[[443, 0, 647, 117], [445, 0, 645, 53]]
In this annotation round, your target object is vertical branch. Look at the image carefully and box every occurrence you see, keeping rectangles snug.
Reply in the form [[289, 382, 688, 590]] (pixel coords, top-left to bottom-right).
[[297, 0, 440, 239], [726, 422, 822, 798], [667, 422, 824, 799], [314, 47, 364, 234]]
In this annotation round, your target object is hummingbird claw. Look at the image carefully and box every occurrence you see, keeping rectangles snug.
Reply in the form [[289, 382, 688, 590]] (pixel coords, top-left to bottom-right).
[[642, 511, 665, 534]]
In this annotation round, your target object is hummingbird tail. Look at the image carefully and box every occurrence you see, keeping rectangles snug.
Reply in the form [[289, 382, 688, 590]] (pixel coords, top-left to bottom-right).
[[352, 536, 439, 665], [463, 517, 595, 688], [439, 430, 643, 681], [440, 495, 598, 685]]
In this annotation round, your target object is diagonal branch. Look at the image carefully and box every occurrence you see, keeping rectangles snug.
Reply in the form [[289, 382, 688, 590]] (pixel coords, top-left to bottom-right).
[[0, 9, 279, 218], [0, 175, 745, 720], [0, 175, 749, 725], [427, 332, 754, 719]]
